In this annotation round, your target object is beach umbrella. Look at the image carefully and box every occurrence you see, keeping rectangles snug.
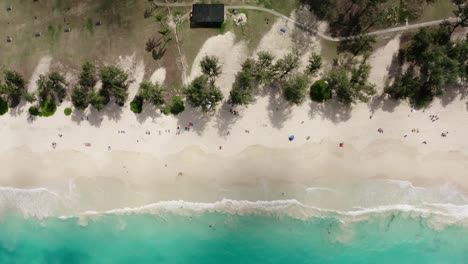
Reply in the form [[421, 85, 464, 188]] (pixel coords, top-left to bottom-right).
[[289, 135, 295, 141]]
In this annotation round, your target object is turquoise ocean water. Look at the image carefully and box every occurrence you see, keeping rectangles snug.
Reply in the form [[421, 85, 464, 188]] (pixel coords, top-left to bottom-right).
[[1, 211, 468, 263]]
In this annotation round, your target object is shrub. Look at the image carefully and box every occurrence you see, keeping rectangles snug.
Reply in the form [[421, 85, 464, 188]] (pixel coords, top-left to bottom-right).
[[170, 96, 185, 115], [29, 106, 40, 116], [40, 99, 57, 117], [64, 107, 72, 116], [0, 98, 8, 115], [310, 80, 332, 102], [130, 95, 144, 114]]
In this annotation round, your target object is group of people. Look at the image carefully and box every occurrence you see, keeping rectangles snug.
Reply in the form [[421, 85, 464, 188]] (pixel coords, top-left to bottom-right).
[[429, 115, 440, 122]]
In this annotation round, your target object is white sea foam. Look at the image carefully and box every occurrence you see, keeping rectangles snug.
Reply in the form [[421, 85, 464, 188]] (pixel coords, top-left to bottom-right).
[[2, 185, 468, 228], [0, 186, 65, 218]]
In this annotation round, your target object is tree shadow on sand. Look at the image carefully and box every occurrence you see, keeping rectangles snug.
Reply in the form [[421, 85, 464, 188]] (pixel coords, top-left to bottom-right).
[[174, 105, 212, 136], [308, 99, 352, 123], [8, 100, 28, 117], [135, 104, 161, 124], [70, 102, 123, 128], [266, 87, 293, 129], [367, 93, 401, 115], [440, 83, 468, 107], [214, 101, 241, 138]]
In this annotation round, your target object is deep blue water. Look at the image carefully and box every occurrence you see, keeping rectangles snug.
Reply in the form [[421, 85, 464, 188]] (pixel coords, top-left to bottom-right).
[[0, 212, 467, 263]]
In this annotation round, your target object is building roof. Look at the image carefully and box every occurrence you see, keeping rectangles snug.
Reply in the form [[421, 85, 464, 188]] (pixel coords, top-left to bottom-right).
[[191, 4, 224, 24]]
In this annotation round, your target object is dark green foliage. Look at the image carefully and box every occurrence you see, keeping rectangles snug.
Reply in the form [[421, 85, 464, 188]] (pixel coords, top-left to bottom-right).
[[169, 96, 185, 115], [71, 62, 99, 110], [89, 89, 107, 111], [37, 72, 67, 104], [139, 81, 165, 107], [273, 52, 300, 79], [28, 106, 40, 116], [385, 27, 468, 108], [306, 52, 322, 76], [384, 67, 419, 100], [282, 74, 309, 104], [130, 95, 144, 114], [39, 99, 57, 117], [338, 34, 376, 56], [185, 75, 223, 112], [100, 66, 129, 106], [71, 87, 90, 110], [64, 107, 72, 116], [310, 80, 332, 102], [79, 62, 98, 88], [0, 97, 8, 115], [230, 60, 257, 106], [325, 63, 375, 105], [0, 70, 34, 108], [200, 55, 222, 84]]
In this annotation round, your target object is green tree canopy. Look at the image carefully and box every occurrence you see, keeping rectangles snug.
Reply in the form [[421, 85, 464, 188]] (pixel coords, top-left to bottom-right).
[[200, 55, 222, 84], [169, 95, 185, 115], [100, 66, 129, 106], [79, 61, 98, 88], [325, 63, 375, 105], [139, 81, 165, 107], [185, 75, 223, 112], [37, 72, 67, 105], [273, 52, 300, 79], [306, 52, 322, 76], [282, 74, 309, 105], [310, 80, 332, 102], [0, 70, 34, 107]]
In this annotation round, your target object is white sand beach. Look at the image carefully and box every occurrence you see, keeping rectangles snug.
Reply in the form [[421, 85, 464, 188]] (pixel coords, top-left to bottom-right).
[[1, 18, 468, 217]]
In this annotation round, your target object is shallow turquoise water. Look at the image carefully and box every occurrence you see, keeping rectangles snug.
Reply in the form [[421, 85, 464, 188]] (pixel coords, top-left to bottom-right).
[[0, 212, 467, 263]]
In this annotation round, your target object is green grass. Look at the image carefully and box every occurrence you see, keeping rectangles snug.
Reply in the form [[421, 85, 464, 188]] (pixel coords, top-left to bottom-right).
[[0, 98, 9, 115], [86, 18, 94, 34], [416, 0, 455, 23]]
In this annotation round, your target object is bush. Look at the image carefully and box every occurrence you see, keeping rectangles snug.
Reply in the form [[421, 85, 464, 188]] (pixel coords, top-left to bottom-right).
[[64, 107, 72, 116], [0, 98, 8, 115], [40, 99, 57, 117], [310, 80, 332, 102], [170, 96, 185, 115], [130, 95, 144, 114], [29, 106, 40, 116]]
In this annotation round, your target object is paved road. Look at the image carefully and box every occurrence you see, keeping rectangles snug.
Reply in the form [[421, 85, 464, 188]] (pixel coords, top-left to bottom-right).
[[153, 1, 457, 42]]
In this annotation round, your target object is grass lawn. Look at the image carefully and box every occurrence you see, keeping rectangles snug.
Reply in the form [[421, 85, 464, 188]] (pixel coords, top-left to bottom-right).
[[0, 0, 182, 87], [416, 0, 456, 23]]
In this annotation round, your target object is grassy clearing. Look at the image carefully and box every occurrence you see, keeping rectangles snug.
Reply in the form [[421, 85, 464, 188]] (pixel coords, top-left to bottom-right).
[[416, 0, 455, 23], [319, 39, 338, 64], [0, 0, 181, 87]]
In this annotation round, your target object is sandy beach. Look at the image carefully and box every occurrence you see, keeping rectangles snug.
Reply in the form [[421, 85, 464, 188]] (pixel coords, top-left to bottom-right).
[[1, 17, 468, 218]]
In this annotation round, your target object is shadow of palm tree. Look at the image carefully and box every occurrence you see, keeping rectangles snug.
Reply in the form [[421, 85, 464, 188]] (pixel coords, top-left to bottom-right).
[[308, 99, 352, 123]]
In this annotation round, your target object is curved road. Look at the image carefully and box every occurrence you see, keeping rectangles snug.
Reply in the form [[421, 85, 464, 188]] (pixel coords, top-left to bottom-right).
[[153, 1, 457, 42]]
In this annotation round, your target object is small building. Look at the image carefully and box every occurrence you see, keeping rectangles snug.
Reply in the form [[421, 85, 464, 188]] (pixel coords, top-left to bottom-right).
[[190, 4, 224, 28], [35, 32, 41, 37]]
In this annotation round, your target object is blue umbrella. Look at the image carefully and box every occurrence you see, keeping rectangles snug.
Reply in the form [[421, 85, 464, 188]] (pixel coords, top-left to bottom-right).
[[289, 135, 295, 141]]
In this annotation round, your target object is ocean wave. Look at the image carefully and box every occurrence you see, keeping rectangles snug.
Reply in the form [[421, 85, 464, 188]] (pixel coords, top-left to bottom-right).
[[2, 186, 468, 227]]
